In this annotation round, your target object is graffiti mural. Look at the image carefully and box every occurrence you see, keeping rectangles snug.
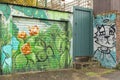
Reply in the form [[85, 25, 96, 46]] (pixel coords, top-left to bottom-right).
[[0, 3, 72, 74], [12, 20, 71, 72], [94, 13, 116, 68]]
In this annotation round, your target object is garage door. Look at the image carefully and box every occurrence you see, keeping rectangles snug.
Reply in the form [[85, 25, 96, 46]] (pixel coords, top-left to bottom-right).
[[12, 17, 70, 72]]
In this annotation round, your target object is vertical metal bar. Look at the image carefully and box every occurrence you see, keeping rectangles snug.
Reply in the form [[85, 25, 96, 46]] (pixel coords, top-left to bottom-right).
[[51, 0, 53, 8], [0, 15, 2, 75], [36, 0, 38, 6], [90, 9, 93, 57], [45, 0, 47, 7], [73, 6, 76, 61]]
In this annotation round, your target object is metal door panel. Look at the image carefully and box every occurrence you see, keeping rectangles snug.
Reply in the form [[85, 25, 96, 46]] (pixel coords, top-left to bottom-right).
[[73, 6, 93, 60]]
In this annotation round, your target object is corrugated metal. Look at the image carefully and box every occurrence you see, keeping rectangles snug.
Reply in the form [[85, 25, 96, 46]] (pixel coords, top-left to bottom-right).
[[0, 15, 1, 38], [12, 17, 69, 72], [0, 15, 2, 75], [73, 6, 93, 60], [13, 17, 47, 31]]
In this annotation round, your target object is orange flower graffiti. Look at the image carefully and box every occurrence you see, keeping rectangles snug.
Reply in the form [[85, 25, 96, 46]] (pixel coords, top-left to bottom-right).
[[21, 43, 31, 55], [29, 25, 39, 36], [18, 31, 27, 39]]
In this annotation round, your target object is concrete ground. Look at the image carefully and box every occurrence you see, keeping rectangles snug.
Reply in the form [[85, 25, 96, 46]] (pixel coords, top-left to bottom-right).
[[88, 71, 120, 80], [102, 71, 120, 80], [0, 67, 119, 80]]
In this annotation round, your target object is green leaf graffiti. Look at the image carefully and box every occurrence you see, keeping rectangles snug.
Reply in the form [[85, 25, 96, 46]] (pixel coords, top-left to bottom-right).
[[0, 4, 11, 20], [15, 54, 27, 69], [12, 22, 19, 37], [0, 4, 72, 74], [13, 6, 47, 19], [11, 17, 71, 72]]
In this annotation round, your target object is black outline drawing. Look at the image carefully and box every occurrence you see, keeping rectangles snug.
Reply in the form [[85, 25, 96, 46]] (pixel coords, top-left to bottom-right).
[[94, 23, 116, 63]]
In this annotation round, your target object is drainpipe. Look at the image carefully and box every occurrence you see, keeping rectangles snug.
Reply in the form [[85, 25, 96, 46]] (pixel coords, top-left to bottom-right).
[[36, 0, 38, 7], [0, 53, 2, 75], [45, 0, 47, 8]]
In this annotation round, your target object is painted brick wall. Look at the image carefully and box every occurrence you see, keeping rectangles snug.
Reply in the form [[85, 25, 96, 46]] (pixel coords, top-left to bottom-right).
[[94, 12, 117, 68], [0, 3, 72, 74], [94, 11, 120, 68]]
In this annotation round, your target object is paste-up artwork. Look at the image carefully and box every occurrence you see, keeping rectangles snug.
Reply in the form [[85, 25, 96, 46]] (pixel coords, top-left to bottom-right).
[[94, 13, 116, 68]]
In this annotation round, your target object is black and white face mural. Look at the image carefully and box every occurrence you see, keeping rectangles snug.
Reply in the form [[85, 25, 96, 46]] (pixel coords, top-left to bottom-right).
[[94, 14, 116, 68], [95, 24, 116, 48]]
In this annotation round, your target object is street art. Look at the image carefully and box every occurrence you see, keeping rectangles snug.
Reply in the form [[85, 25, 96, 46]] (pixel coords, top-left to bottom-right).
[[12, 21, 71, 72], [0, 4, 72, 74], [94, 13, 116, 68]]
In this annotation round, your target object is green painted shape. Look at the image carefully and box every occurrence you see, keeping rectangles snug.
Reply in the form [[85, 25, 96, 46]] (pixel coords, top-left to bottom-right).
[[12, 22, 19, 37], [15, 54, 27, 69], [60, 52, 66, 68], [25, 53, 36, 63], [23, 7, 33, 16], [47, 11, 69, 20], [13, 6, 47, 19], [33, 9, 47, 18], [10, 19, 13, 35], [13, 6, 24, 12], [0, 4, 11, 20], [48, 56, 60, 69]]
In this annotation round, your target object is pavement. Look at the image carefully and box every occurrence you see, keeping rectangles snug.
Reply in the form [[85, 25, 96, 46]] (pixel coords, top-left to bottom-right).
[[84, 69, 120, 80], [0, 67, 120, 80], [102, 71, 120, 80]]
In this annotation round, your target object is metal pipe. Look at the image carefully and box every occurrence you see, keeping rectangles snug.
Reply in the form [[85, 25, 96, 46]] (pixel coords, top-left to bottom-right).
[[45, 0, 47, 7]]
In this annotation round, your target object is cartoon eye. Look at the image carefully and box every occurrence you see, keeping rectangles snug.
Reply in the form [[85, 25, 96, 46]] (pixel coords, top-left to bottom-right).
[[99, 26, 105, 36], [100, 31, 105, 36], [109, 30, 114, 35], [109, 27, 115, 35], [103, 19, 109, 23]]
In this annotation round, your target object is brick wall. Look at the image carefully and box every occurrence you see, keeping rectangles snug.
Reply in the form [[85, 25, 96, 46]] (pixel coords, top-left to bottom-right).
[[116, 13, 120, 62]]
